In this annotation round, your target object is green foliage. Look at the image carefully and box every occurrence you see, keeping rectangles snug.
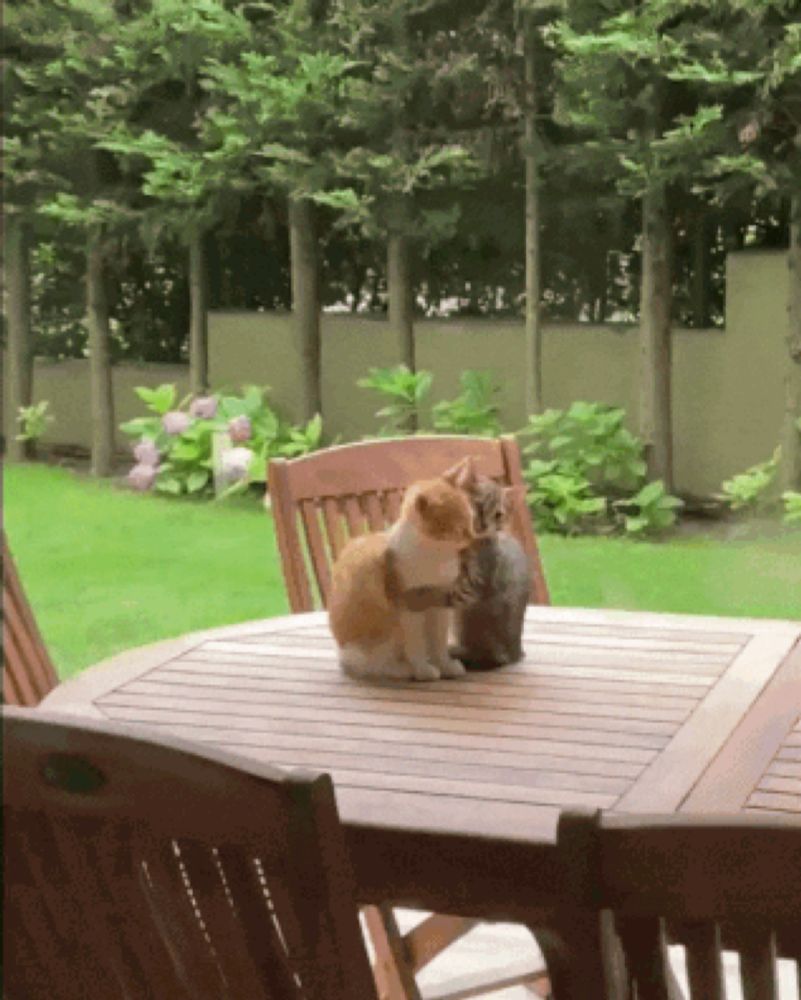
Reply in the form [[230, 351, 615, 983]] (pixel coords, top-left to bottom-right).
[[432, 370, 502, 437], [16, 401, 54, 443], [357, 365, 433, 435], [522, 402, 646, 493], [121, 384, 322, 499], [783, 492, 801, 524], [523, 459, 607, 534], [134, 383, 179, 416], [520, 401, 682, 536], [614, 480, 684, 536], [719, 448, 781, 511]]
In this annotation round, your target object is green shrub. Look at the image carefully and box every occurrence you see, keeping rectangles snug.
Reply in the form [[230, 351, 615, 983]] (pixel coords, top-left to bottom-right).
[[356, 365, 432, 435], [614, 480, 684, 536], [523, 459, 607, 534], [520, 401, 681, 537], [432, 370, 502, 437], [783, 491, 801, 524], [719, 448, 781, 511], [521, 401, 646, 494], [16, 400, 54, 445], [121, 384, 322, 498]]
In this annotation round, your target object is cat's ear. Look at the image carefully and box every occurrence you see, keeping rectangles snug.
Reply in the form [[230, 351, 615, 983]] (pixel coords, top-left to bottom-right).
[[415, 493, 430, 514], [442, 456, 477, 489]]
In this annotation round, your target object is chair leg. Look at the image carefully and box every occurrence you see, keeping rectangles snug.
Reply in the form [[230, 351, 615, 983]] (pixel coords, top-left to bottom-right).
[[364, 903, 422, 1000], [366, 906, 549, 1000], [531, 913, 610, 1000], [405, 914, 478, 974]]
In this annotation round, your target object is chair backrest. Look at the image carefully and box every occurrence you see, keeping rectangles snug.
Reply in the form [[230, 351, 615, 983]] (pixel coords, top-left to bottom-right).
[[553, 809, 801, 1000], [3, 706, 377, 1000], [2, 532, 59, 705], [267, 435, 549, 612]]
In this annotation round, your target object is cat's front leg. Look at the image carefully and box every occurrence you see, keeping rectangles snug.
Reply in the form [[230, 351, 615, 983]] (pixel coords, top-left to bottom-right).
[[399, 609, 441, 681], [426, 608, 465, 678]]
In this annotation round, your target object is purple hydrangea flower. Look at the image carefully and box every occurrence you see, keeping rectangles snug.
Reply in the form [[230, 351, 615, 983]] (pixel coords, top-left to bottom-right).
[[162, 410, 191, 436], [221, 446, 253, 481], [189, 395, 218, 420], [128, 463, 158, 492], [228, 415, 252, 443], [133, 439, 160, 467]]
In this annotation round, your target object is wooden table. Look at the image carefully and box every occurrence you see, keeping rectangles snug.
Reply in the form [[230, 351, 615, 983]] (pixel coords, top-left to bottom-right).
[[42, 606, 801, 923]]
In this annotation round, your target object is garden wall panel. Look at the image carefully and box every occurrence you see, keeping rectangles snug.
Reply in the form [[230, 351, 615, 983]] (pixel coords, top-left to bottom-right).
[[2, 251, 789, 498], [1, 359, 190, 455]]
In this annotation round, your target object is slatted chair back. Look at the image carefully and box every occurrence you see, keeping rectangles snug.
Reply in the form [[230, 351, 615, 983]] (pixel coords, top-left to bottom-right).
[[4, 706, 378, 1000], [553, 809, 801, 1000], [268, 434, 549, 612], [2, 532, 59, 705]]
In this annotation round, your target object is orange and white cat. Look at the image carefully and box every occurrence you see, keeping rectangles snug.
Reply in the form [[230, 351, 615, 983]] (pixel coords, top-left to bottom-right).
[[328, 459, 476, 681]]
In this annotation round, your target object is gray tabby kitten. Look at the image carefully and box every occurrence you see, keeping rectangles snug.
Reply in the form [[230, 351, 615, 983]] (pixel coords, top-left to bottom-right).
[[399, 469, 531, 671]]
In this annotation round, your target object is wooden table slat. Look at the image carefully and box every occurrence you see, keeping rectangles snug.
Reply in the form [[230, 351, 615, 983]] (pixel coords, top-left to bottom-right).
[[98, 687, 683, 738], [161, 657, 709, 700], [177, 650, 720, 688], [118, 676, 695, 723], [93, 706, 661, 764], [96, 700, 671, 751]]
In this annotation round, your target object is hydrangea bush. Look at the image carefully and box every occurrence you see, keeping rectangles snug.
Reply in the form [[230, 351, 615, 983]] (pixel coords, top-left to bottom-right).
[[121, 384, 323, 498], [520, 402, 683, 536]]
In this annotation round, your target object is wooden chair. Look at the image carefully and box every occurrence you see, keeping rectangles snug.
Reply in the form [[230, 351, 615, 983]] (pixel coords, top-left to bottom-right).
[[549, 809, 801, 999], [268, 434, 550, 612], [4, 705, 379, 1000], [268, 435, 550, 1000], [2, 531, 59, 706]]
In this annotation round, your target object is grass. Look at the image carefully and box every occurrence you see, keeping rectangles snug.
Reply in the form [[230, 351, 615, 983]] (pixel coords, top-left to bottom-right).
[[4, 464, 289, 679], [4, 463, 801, 680]]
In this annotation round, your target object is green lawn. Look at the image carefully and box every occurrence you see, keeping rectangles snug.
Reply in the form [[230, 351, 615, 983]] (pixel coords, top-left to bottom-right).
[[4, 463, 801, 680]]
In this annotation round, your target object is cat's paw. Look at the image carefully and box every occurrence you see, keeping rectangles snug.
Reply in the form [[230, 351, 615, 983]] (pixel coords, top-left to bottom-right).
[[438, 655, 466, 679], [410, 659, 441, 682], [380, 660, 418, 680]]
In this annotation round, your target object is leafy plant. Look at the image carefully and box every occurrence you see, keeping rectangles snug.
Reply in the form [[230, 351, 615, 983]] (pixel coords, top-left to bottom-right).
[[356, 365, 433, 435], [782, 492, 801, 524], [614, 481, 684, 536], [719, 448, 781, 511], [432, 370, 502, 437], [523, 459, 607, 534], [16, 401, 54, 444], [519, 401, 683, 537], [121, 384, 322, 498], [521, 402, 646, 495]]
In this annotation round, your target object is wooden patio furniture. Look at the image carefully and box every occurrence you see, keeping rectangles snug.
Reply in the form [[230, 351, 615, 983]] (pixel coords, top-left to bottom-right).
[[267, 435, 551, 1000], [2, 531, 59, 706], [548, 809, 801, 999], [4, 705, 379, 1000]]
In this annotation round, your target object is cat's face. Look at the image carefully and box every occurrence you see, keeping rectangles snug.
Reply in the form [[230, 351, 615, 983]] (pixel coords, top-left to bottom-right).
[[401, 465, 476, 548], [467, 477, 508, 536]]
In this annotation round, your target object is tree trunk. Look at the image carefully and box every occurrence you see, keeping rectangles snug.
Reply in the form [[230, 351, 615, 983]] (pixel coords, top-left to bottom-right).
[[639, 184, 674, 490], [86, 230, 116, 477], [387, 232, 415, 371], [288, 196, 321, 421], [387, 230, 416, 431], [523, 23, 543, 414], [3, 216, 33, 461], [188, 227, 209, 395], [780, 192, 801, 492], [690, 204, 711, 328]]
